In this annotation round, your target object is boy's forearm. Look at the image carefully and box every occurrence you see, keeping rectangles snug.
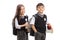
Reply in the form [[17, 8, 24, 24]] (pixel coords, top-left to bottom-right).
[[31, 24, 37, 33]]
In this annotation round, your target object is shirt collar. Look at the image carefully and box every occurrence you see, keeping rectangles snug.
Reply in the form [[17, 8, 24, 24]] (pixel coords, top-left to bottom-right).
[[37, 12, 44, 17]]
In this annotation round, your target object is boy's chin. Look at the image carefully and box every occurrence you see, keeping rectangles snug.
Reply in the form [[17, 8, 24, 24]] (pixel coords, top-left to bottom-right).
[[39, 11, 43, 13]]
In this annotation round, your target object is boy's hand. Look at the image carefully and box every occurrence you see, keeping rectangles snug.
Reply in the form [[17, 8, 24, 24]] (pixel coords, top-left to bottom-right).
[[47, 23, 53, 33], [34, 30, 37, 33], [31, 24, 38, 33], [47, 23, 52, 30], [51, 27, 53, 33]]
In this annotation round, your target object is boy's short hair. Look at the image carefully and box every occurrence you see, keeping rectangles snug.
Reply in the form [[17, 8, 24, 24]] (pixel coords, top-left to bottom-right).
[[36, 3, 44, 8]]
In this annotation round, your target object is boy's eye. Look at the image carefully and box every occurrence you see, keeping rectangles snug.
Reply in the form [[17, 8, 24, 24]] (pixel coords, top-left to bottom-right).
[[38, 6, 44, 9], [38, 6, 41, 8]]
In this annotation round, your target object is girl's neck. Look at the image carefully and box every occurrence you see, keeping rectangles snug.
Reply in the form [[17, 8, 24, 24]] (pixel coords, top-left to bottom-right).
[[20, 14, 24, 16]]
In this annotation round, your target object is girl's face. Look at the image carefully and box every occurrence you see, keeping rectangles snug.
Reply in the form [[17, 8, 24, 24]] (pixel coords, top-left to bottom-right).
[[20, 6, 25, 15]]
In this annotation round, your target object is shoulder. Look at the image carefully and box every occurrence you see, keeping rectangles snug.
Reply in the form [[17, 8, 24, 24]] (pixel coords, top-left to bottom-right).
[[33, 14, 37, 18], [44, 14, 47, 17], [24, 15, 28, 18], [15, 18, 17, 21]]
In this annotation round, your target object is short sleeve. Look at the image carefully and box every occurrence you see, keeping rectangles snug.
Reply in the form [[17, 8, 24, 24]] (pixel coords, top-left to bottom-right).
[[30, 16, 35, 25], [15, 18, 21, 29]]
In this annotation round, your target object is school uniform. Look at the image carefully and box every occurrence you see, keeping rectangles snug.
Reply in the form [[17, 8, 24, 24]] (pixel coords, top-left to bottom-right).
[[30, 13, 47, 40], [15, 16, 28, 40]]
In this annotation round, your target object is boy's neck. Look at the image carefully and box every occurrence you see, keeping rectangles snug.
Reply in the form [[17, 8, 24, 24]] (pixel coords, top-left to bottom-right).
[[38, 12, 44, 15]]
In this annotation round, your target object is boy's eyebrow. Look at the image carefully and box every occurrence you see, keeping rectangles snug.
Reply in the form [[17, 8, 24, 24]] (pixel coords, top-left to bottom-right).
[[36, 3, 44, 8]]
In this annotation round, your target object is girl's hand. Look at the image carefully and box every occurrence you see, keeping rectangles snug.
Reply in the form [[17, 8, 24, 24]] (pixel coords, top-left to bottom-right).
[[20, 22, 29, 28], [25, 22, 29, 27]]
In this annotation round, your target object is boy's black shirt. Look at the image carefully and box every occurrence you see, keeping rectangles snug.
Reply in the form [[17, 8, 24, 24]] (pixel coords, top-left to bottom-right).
[[30, 13, 47, 36], [34, 14, 47, 33]]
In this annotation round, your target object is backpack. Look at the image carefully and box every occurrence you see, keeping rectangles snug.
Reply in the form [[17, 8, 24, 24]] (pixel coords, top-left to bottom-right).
[[12, 15, 28, 36], [30, 15, 37, 36], [12, 18, 17, 36]]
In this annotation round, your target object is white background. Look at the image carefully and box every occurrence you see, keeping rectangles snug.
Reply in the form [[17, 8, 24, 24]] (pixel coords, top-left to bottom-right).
[[0, 0, 60, 40]]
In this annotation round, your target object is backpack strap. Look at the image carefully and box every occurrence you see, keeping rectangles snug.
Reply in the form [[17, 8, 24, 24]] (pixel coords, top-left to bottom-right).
[[12, 17, 17, 35], [33, 14, 37, 18], [25, 15, 28, 22], [44, 14, 47, 22]]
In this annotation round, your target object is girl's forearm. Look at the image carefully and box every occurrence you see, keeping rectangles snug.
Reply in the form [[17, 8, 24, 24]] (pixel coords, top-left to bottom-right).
[[19, 22, 27, 27]]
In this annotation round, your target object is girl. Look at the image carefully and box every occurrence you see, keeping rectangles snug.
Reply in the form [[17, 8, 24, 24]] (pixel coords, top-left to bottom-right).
[[13, 4, 29, 40]]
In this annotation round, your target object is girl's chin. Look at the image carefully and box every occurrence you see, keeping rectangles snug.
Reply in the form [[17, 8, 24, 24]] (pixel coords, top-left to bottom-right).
[[39, 11, 43, 13]]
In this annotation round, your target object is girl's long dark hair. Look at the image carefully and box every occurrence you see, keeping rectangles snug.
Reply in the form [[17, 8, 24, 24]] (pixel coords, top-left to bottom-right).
[[13, 4, 24, 21]]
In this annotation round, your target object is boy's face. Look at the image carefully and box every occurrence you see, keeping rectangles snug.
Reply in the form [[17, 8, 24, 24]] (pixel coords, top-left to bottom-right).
[[37, 6, 45, 13]]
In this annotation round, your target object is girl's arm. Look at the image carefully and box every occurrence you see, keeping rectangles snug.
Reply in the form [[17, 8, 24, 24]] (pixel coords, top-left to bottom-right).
[[15, 18, 28, 29], [21, 22, 29, 27]]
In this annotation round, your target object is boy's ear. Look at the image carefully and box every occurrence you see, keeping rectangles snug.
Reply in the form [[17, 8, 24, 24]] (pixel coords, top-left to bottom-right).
[[36, 8, 38, 10]]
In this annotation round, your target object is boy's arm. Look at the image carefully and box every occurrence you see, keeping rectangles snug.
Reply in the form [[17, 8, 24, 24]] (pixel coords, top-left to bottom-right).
[[31, 24, 37, 33], [46, 19, 53, 33], [47, 23, 53, 33], [46, 15, 53, 33], [30, 16, 37, 33]]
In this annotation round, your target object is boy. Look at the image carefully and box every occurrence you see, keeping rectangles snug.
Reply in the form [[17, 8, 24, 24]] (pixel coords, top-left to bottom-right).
[[30, 3, 53, 40]]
